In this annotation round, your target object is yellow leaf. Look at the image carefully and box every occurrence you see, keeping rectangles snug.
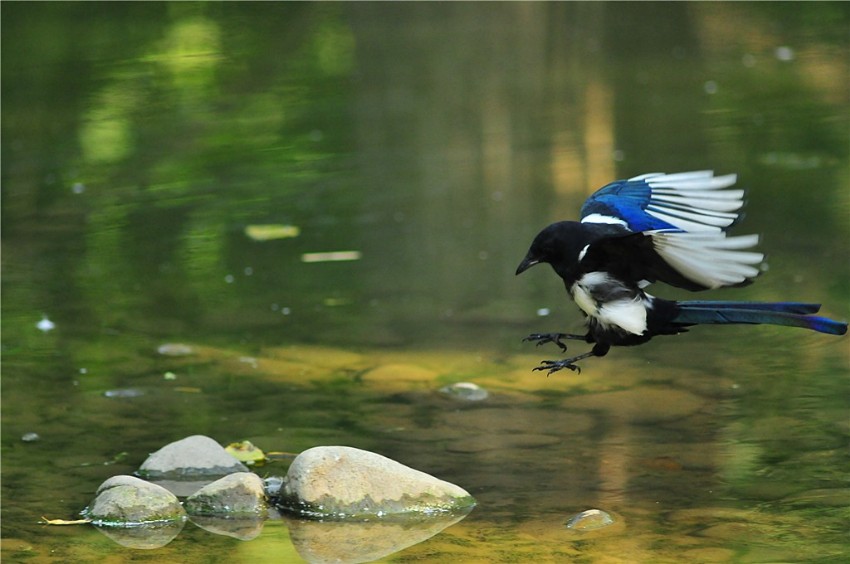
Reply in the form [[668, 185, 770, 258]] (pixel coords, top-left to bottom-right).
[[41, 516, 92, 526]]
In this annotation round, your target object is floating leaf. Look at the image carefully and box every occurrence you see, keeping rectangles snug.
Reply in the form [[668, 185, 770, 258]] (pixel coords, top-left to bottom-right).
[[173, 386, 202, 393], [245, 224, 300, 241], [301, 250, 361, 263], [41, 516, 92, 526]]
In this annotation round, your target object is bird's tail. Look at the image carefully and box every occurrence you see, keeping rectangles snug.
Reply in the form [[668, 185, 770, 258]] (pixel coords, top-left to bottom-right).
[[673, 301, 848, 335]]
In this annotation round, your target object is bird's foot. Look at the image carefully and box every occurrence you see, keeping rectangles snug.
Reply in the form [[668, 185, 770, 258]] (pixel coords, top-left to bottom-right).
[[523, 332, 569, 352], [533, 359, 582, 375]]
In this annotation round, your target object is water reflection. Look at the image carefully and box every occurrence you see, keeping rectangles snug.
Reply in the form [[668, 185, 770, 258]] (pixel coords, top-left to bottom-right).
[[2, 2, 848, 562]]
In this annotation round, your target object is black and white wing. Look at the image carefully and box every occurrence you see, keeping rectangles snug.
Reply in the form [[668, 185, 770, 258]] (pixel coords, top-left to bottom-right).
[[579, 171, 764, 290], [580, 171, 744, 233]]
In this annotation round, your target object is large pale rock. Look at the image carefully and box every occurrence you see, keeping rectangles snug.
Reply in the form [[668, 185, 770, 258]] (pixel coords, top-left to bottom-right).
[[85, 475, 186, 526], [279, 446, 475, 518], [184, 472, 267, 517], [137, 435, 248, 479]]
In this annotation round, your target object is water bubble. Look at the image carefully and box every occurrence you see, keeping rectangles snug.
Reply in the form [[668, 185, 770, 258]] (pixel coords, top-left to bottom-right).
[[704, 80, 718, 95], [224, 274, 235, 284], [536, 308, 551, 317]]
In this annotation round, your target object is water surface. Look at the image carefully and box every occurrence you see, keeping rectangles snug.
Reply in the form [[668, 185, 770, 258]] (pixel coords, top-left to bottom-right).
[[2, 3, 848, 562]]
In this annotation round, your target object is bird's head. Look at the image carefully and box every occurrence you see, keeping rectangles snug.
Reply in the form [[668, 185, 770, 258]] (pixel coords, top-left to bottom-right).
[[516, 221, 585, 277]]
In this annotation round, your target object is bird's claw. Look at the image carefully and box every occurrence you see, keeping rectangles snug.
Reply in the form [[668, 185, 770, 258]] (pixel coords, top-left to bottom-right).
[[532, 359, 581, 375], [522, 333, 568, 352]]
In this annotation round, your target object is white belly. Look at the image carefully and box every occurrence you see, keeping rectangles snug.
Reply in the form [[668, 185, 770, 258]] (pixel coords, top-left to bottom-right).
[[571, 272, 648, 336]]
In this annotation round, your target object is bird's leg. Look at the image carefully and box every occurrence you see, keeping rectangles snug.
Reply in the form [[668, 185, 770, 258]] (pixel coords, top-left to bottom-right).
[[522, 332, 590, 352], [533, 343, 610, 375]]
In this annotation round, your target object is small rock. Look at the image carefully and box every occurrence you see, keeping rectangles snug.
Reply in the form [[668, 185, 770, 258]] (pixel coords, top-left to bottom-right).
[[184, 472, 268, 517], [439, 382, 489, 401], [263, 476, 285, 497], [278, 446, 475, 518], [137, 435, 249, 480], [85, 475, 186, 526], [156, 343, 194, 356], [566, 509, 615, 531]]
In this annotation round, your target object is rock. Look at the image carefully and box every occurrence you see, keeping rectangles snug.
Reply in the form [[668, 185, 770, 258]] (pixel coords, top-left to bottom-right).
[[85, 475, 186, 526], [781, 488, 850, 507], [561, 388, 705, 424], [263, 476, 285, 497], [439, 382, 489, 401], [21, 432, 40, 442], [445, 433, 560, 453], [137, 435, 249, 480], [361, 364, 438, 384], [278, 446, 475, 518], [565, 508, 615, 531], [184, 472, 267, 517]]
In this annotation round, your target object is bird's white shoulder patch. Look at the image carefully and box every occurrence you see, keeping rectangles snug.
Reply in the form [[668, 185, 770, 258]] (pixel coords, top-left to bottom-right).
[[581, 213, 628, 228]]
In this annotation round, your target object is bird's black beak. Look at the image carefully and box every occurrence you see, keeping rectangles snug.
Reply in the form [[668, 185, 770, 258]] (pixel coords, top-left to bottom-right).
[[515, 255, 539, 275]]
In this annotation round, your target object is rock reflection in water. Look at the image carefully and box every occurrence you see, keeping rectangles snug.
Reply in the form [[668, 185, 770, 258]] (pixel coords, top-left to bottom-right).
[[285, 510, 472, 564]]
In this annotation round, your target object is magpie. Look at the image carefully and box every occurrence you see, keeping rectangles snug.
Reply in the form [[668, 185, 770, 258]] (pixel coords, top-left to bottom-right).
[[516, 170, 847, 374]]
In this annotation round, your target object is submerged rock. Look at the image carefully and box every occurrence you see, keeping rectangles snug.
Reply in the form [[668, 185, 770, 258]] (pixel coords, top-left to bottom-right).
[[278, 446, 475, 519], [85, 475, 186, 526], [137, 435, 249, 480], [184, 472, 267, 517], [561, 387, 705, 424], [565, 508, 615, 531], [439, 382, 489, 401]]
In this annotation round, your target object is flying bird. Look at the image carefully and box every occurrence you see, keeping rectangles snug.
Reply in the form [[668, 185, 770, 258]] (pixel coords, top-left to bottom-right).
[[516, 171, 847, 374]]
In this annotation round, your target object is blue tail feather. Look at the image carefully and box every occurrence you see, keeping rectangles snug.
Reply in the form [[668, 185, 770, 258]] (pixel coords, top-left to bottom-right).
[[674, 302, 848, 336], [677, 301, 821, 314]]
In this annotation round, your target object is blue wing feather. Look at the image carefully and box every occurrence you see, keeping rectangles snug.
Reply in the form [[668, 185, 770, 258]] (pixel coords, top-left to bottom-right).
[[580, 171, 743, 234]]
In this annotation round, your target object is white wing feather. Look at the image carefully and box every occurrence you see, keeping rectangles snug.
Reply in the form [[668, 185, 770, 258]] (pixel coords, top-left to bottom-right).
[[629, 171, 745, 233], [651, 231, 764, 289]]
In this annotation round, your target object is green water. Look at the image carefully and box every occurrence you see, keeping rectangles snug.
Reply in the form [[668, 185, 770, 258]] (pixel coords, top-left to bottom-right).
[[2, 3, 848, 562]]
